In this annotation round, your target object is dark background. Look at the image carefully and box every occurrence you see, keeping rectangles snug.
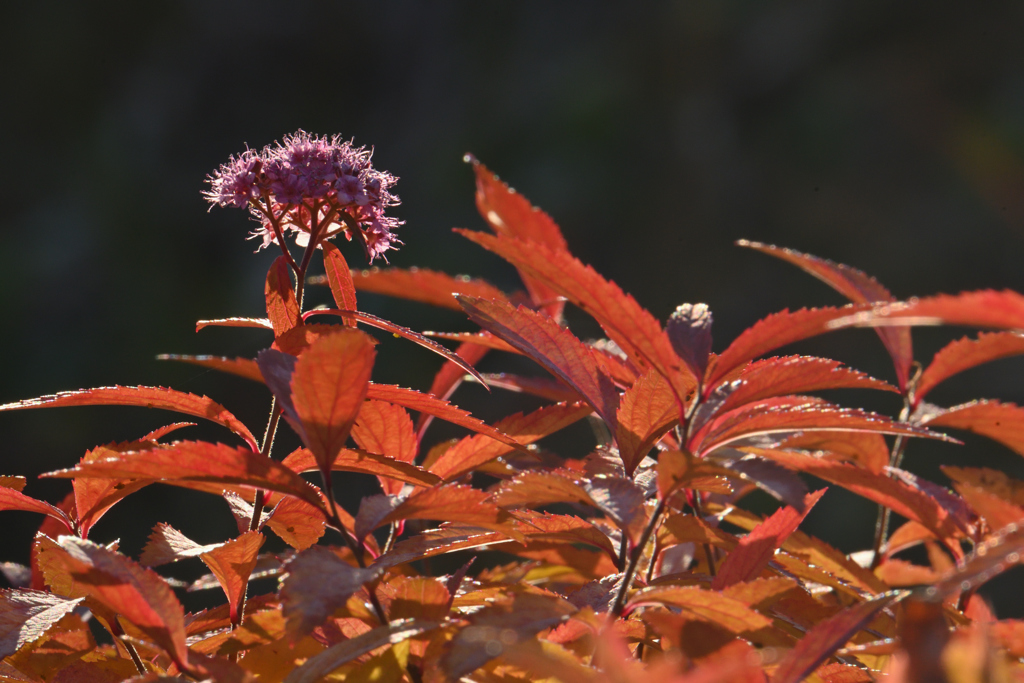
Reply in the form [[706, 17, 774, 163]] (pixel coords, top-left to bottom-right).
[[3, 1, 1024, 614]]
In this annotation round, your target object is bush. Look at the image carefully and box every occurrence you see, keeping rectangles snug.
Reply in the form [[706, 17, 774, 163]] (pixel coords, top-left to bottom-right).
[[2, 131, 1024, 682]]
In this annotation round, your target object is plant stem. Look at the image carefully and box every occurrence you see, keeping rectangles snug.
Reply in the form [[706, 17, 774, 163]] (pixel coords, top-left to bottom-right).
[[870, 399, 912, 569], [610, 497, 668, 618]]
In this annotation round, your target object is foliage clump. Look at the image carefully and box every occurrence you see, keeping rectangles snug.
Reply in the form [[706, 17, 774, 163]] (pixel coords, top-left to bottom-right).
[[3, 132, 1024, 681]]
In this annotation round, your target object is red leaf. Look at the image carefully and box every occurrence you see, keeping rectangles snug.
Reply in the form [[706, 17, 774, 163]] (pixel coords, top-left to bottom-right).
[[139, 523, 220, 567], [157, 354, 265, 383], [421, 331, 521, 354], [695, 400, 951, 456], [320, 242, 358, 327], [373, 526, 512, 570], [616, 370, 680, 476], [778, 431, 891, 474], [457, 230, 696, 404], [74, 440, 163, 538], [748, 450, 965, 541], [0, 386, 258, 451], [0, 487, 73, 532], [511, 510, 618, 559], [930, 522, 1024, 597], [492, 471, 595, 509], [44, 440, 326, 514], [329, 266, 508, 311], [458, 295, 619, 428], [0, 589, 83, 659], [474, 372, 583, 403], [941, 465, 1024, 508], [264, 495, 326, 550], [626, 586, 772, 633], [718, 356, 896, 414], [919, 399, 1024, 457], [354, 485, 508, 541], [428, 401, 593, 482], [272, 323, 351, 356], [198, 531, 265, 624], [705, 305, 872, 392], [417, 341, 491, 439], [738, 241, 913, 391], [952, 483, 1024, 530], [265, 256, 300, 337], [769, 590, 908, 683], [469, 157, 568, 318], [917, 332, 1024, 403], [711, 489, 826, 589], [195, 316, 273, 331], [41, 537, 190, 667], [289, 329, 375, 480], [281, 447, 440, 488], [365, 383, 525, 450], [441, 591, 575, 680], [350, 400, 417, 495], [279, 546, 382, 636], [304, 308, 488, 386], [834, 289, 1024, 331]]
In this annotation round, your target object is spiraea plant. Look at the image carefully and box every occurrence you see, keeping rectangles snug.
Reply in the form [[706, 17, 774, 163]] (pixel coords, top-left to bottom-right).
[[4, 131, 1024, 682]]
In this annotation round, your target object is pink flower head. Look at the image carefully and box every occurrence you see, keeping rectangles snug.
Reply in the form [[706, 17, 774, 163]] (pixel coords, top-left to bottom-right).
[[204, 131, 402, 262]]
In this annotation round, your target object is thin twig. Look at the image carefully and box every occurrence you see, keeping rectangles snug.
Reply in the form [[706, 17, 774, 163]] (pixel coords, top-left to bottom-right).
[[870, 398, 912, 570], [610, 497, 668, 618]]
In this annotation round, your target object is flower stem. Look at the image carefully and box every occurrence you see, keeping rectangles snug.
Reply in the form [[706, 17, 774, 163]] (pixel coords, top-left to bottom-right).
[[870, 398, 912, 569], [610, 497, 668, 618]]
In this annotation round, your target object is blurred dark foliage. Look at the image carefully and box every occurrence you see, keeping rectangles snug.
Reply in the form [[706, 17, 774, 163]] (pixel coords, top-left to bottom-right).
[[2, 1, 1024, 613]]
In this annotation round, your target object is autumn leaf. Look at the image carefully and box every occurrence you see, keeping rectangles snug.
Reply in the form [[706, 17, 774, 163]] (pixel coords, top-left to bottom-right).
[[417, 341, 490, 438], [919, 399, 1024, 458], [354, 485, 508, 541], [321, 265, 508, 311], [738, 241, 913, 391], [0, 386, 258, 451], [769, 591, 908, 683], [916, 332, 1024, 404], [350, 400, 418, 495], [472, 372, 582, 403], [832, 289, 1024, 332], [616, 370, 680, 475], [195, 316, 273, 332], [0, 590, 83, 659], [320, 242, 358, 327], [0, 487, 74, 533], [156, 354, 265, 384], [457, 229, 696, 405], [281, 447, 440, 489], [139, 523, 221, 567], [279, 546, 382, 637], [711, 489, 826, 589], [626, 586, 772, 633], [265, 256, 300, 337], [199, 531, 266, 624], [39, 537, 190, 667]]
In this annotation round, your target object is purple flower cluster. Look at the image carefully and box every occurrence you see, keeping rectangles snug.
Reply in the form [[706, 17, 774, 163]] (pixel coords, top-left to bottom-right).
[[204, 131, 402, 262]]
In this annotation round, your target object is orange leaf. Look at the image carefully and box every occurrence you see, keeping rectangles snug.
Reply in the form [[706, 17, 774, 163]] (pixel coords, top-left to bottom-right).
[[0, 487, 73, 533], [281, 447, 440, 489], [74, 439, 162, 538], [199, 531, 265, 624], [40, 537, 190, 667], [953, 482, 1024, 529], [350, 400, 417, 495], [511, 510, 618, 559], [457, 230, 696, 405], [834, 289, 1024, 331], [422, 330, 521, 354], [942, 465, 1024, 507], [475, 372, 582, 403], [920, 399, 1024, 457], [417, 341, 491, 439], [738, 241, 913, 391], [778, 431, 891, 474], [705, 305, 872, 392], [711, 489, 826, 589], [321, 242, 358, 327], [157, 354, 265, 383], [469, 157, 568, 319], [139, 523, 220, 567], [335, 266, 508, 311], [626, 586, 772, 633], [917, 332, 1024, 403], [265, 256, 299, 337], [428, 401, 592, 482], [0, 386, 258, 451], [195, 316, 273, 332], [288, 329, 375, 479], [354, 485, 508, 541], [279, 546, 382, 636], [374, 526, 512, 570], [769, 591, 908, 683], [264, 495, 326, 551], [458, 296, 619, 429], [616, 370, 680, 475], [43, 440, 326, 514], [0, 589, 83, 658], [719, 356, 896, 414], [492, 471, 595, 509]]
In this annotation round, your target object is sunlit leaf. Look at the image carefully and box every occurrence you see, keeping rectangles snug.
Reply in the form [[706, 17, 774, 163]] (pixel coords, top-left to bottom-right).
[[324, 265, 508, 311], [0, 590, 83, 659], [704, 305, 872, 393], [0, 386, 258, 451], [139, 523, 220, 567], [417, 341, 491, 438], [429, 401, 592, 482], [156, 354, 265, 383], [616, 370, 680, 476], [738, 241, 913, 391], [373, 526, 512, 570], [195, 316, 273, 332], [769, 590, 908, 683], [320, 242, 358, 327], [354, 485, 508, 541], [942, 465, 1024, 508], [44, 440, 326, 514], [265, 256, 300, 337], [457, 230, 696, 405], [711, 489, 826, 589], [919, 399, 1024, 458], [4, 612, 94, 680], [199, 531, 265, 624], [832, 289, 1024, 331], [350, 400, 417, 495], [38, 537, 189, 667], [778, 431, 891, 474], [627, 586, 772, 633], [0, 487, 73, 533], [281, 447, 440, 489], [279, 546, 382, 637], [917, 332, 1024, 403]]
